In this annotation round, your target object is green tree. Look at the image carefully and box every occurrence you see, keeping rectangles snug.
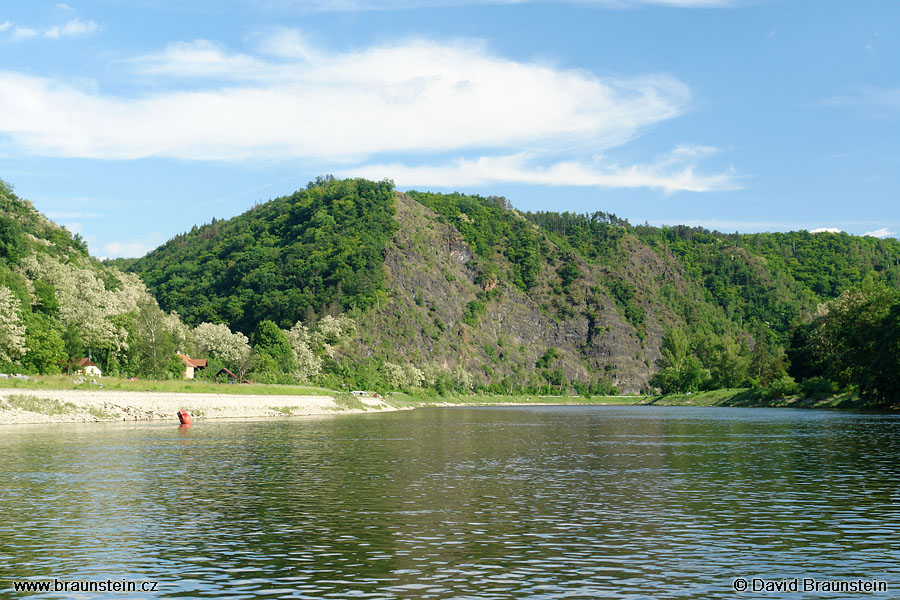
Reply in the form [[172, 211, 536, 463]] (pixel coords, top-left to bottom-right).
[[62, 322, 85, 374], [650, 329, 709, 393], [252, 319, 295, 380], [22, 312, 65, 374], [130, 298, 181, 379]]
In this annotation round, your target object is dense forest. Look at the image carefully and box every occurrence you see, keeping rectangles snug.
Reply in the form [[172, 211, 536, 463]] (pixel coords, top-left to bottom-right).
[[127, 176, 397, 334], [0, 178, 186, 378], [0, 178, 363, 386], [3, 176, 899, 405]]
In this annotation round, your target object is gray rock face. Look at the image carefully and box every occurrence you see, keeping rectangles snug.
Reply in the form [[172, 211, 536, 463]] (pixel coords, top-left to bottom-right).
[[346, 193, 723, 394]]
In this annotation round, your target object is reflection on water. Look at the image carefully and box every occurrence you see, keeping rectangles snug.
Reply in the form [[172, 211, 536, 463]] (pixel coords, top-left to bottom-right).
[[1, 406, 898, 598]]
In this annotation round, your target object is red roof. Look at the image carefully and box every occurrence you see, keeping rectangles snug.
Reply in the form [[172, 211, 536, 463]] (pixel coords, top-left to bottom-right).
[[77, 357, 98, 368], [177, 353, 207, 368]]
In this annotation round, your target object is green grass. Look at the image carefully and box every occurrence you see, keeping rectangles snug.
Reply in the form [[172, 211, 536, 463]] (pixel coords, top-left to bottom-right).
[[0, 375, 338, 397], [383, 392, 645, 409], [86, 406, 117, 420], [332, 393, 367, 411], [2, 393, 78, 415], [646, 388, 885, 410]]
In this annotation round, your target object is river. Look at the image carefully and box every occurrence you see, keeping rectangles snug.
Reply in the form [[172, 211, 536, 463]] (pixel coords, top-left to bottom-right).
[[1, 406, 897, 598]]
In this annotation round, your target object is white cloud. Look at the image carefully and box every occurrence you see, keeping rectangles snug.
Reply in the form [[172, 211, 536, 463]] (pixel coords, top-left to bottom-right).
[[102, 233, 165, 258], [351, 149, 741, 193], [132, 40, 269, 78], [863, 227, 896, 238], [810, 227, 842, 234], [10, 27, 38, 41], [0, 36, 689, 161], [63, 221, 83, 234], [3, 17, 98, 41], [255, 28, 318, 61], [0, 32, 738, 192], [824, 86, 900, 120], [57, 3, 75, 11], [44, 18, 99, 39]]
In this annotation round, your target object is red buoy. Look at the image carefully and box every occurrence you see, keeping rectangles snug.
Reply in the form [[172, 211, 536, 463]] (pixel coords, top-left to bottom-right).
[[177, 410, 192, 425]]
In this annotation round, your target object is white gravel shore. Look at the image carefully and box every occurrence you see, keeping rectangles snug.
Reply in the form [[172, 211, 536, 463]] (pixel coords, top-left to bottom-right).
[[0, 389, 395, 425]]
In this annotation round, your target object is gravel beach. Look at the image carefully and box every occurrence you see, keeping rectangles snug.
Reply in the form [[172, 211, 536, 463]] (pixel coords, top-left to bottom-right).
[[0, 389, 394, 425]]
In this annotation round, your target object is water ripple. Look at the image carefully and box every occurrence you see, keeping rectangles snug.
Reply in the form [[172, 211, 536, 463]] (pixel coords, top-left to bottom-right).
[[0, 407, 898, 598]]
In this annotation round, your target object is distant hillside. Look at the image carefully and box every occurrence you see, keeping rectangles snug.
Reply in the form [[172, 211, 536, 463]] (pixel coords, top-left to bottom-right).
[[125, 177, 900, 393], [0, 179, 181, 376], [129, 176, 397, 335]]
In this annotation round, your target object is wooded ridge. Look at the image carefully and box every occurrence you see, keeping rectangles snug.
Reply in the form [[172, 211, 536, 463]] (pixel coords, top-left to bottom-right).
[[3, 176, 900, 405]]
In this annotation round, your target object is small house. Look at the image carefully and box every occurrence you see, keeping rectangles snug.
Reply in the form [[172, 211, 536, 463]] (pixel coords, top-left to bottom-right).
[[216, 369, 244, 383], [177, 353, 207, 379], [77, 357, 102, 378]]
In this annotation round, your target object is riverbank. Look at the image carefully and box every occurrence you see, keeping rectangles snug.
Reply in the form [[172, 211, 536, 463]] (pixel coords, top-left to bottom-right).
[[1, 380, 890, 425], [0, 388, 394, 425], [0, 382, 650, 424], [643, 388, 893, 410]]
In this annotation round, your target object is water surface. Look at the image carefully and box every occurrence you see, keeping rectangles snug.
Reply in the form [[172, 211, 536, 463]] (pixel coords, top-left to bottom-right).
[[1, 406, 898, 598]]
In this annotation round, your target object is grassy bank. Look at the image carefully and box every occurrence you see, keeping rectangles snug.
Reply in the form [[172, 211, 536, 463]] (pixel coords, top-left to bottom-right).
[[4, 376, 890, 413], [382, 393, 644, 409], [644, 388, 888, 410], [387, 389, 892, 411], [0, 375, 338, 397]]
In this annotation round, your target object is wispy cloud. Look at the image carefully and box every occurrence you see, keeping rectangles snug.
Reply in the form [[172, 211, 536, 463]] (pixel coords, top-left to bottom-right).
[[56, 3, 75, 11], [131, 40, 269, 78], [10, 27, 39, 41], [44, 18, 99, 39], [824, 86, 900, 120], [352, 147, 741, 193], [0, 31, 737, 192], [1, 17, 99, 41], [102, 232, 165, 258], [254, 0, 744, 12], [863, 227, 896, 238]]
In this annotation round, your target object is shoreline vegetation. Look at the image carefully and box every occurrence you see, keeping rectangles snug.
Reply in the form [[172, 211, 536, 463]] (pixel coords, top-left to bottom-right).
[[4, 178, 900, 417], [1, 377, 892, 425]]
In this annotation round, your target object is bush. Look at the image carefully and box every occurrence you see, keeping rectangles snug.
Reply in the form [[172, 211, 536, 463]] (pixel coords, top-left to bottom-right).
[[765, 374, 799, 399], [800, 376, 836, 398]]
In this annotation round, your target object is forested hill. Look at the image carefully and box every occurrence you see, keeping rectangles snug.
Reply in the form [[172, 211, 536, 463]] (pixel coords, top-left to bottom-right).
[[128, 177, 397, 335], [0, 179, 183, 377], [523, 211, 900, 341], [123, 177, 900, 394]]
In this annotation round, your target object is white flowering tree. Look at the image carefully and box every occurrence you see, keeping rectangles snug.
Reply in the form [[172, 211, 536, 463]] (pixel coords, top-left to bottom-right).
[[0, 286, 26, 364], [311, 314, 356, 358], [451, 363, 474, 392], [193, 322, 252, 379], [285, 321, 323, 382], [382, 361, 425, 389], [19, 255, 138, 358]]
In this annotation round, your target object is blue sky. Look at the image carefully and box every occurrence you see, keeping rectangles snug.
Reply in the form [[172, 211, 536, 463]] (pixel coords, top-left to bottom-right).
[[1, 1, 898, 257]]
